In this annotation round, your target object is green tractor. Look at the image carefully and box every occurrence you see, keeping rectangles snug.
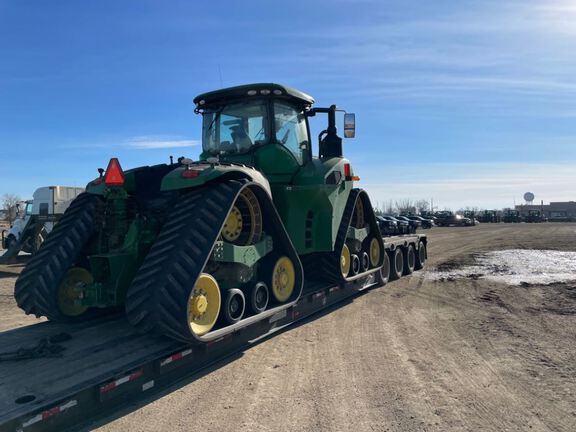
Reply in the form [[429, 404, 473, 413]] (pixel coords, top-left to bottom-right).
[[15, 83, 385, 343]]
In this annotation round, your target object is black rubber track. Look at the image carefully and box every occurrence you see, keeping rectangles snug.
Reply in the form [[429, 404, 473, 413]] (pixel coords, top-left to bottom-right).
[[14, 193, 103, 320], [125, 179, 303, 344], [315, 189, 385, 284]]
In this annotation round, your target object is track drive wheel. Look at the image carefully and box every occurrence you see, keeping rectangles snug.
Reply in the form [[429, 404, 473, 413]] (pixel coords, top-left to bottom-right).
[[269, 256, 296, 303], [389, 248, 404, 281], [415, 241, 427, 270], [188, 273, 221, 336], [222, 188, 262, 246], [403, 244, 416, 275]]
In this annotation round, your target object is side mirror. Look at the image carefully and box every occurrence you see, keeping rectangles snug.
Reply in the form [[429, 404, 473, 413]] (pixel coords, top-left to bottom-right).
[[344, 113, 355, 138]]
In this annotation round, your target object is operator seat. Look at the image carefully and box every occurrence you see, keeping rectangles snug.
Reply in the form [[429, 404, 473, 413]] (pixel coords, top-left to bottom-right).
[[230, 126, 253, 152]]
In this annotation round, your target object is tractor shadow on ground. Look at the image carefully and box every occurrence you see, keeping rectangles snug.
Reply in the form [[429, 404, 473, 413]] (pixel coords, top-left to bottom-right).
[[77, 290, 369, 432]]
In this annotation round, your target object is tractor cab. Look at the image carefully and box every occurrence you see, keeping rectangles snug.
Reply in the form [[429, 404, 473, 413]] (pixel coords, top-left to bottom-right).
[[193, 84, 359, 254], [195, 84, 314, 179], [194, 83, 355, 184]]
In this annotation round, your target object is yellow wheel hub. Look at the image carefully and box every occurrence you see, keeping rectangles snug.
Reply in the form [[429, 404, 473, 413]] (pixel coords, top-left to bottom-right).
[[271, 256, 295, 303], [369, 238, 381, 268], [187, 273, 221, 336], [57, 267, 92, 317], [222, 206, 243, 242], [340, 244, 351, 278], [191, 294, 208, 315]]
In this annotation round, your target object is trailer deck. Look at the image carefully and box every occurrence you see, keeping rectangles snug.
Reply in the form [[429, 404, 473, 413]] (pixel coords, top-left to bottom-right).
[[0, 234, 426, 432]]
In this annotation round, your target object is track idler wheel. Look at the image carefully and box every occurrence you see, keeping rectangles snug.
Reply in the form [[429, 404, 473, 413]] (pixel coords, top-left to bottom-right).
[[340, 244, 351, 278], [187, 273, 221, 336], [222, 188, 263, 246], [268, 256, 296, 303], [369, 237, 381, 268], [403, 244, 416, 275], [389, 248, 404, 281], [221, 288, 245, 325], [247, 282, 269, 314]]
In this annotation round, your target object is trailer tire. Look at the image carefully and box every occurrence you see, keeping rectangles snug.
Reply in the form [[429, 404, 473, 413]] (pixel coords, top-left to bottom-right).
[[389, 248, 403, 281], [403, 244, 416, 275], [415, 241, 426, 270], [377, 251, 390, 285]]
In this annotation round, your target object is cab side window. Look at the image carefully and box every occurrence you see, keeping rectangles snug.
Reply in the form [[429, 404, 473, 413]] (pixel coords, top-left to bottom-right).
[[274, 102, 308, 165]]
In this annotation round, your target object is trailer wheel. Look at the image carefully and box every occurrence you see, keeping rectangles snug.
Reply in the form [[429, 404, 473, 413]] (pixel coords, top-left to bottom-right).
[[248, 282, 269, 314], [377, 251, 390, 285], [389, 248, 403, 281], [403, 244, 416, 275], [415, 241, 427, 270], [221, 288, 245, 325]]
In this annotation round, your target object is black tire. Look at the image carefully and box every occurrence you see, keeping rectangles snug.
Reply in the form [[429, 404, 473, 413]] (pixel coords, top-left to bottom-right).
[[221, 288, 245, 325], [403, 244, 416, 275], [361, 251, 370, 272], [14, 193, 102, 320], [248, 282, 269, 314], [415, 241, 427, 270], [389, 248, 403, 281], [377, 251, 390, 285], [5, 234, 16, 250]]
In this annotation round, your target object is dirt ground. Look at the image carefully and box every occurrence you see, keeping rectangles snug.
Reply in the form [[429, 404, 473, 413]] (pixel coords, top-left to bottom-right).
[[1, 223, 576, 431]]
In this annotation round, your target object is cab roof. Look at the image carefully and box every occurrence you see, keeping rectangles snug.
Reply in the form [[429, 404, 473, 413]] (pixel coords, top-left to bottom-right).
[[193, 83, 315, 108]]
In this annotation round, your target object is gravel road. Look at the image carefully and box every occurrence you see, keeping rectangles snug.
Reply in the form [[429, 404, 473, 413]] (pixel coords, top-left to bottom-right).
[[1, 223, 575, 431]]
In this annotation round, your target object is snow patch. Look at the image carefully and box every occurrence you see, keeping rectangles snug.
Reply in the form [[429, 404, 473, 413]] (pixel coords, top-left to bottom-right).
[[430, 249, 576, 286]]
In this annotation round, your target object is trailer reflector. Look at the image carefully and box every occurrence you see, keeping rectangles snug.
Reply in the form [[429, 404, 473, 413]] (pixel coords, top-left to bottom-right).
[[160, 348, 193, 367], [21, 400, 78, 429], [100, 369, 143, 394]]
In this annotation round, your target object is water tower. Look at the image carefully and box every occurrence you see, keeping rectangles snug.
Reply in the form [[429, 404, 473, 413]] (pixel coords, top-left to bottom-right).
[[523, 192, 535, 205]]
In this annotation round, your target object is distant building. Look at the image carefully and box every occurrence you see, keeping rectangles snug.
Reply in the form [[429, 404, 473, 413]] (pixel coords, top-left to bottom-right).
[[515, 201, 576, 221]]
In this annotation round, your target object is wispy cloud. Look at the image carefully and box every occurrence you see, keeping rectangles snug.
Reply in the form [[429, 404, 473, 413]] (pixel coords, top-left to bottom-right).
[[125, 136, 199, 149], [57, 135, 200, 150]]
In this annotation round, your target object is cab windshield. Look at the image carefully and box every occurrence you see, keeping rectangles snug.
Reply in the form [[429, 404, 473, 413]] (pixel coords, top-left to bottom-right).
[[202, 100, 269, 156]]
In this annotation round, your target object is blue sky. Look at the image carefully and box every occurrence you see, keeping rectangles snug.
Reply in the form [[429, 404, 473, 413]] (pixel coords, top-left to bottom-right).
[[1, 0, 575, 209]]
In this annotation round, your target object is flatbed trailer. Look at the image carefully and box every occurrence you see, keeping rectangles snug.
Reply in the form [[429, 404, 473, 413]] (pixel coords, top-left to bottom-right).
[[0, 234, 426, 432]]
